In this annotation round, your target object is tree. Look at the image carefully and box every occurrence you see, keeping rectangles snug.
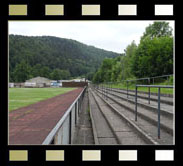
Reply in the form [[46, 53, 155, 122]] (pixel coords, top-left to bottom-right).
[[100, 58, 114, 82], [40, 66, 51, 78], [93, 21, 173, 83], [122, 41, 137, 80], [92, 70, 103, 83], [59, 70, 71, 80], [9, 35, 119, 80], [131, 36, 173, 78], [31, 64, 42, 77], [141, 22, 173, 41], [50, 69, 71, 80], [13, 60, 31, 82]]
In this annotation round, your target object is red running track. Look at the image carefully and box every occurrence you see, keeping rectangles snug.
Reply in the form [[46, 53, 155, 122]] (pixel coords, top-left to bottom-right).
[[9, 88, 84, 145]]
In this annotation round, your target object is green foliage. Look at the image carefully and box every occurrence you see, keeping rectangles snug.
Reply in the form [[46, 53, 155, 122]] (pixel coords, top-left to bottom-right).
[[9, 35, 119, 82], [131, 36, 173, 78], [164, 76, 174, 85], [13, 60, 31, 82], [92, 58, 114, 83], [141, 21, 173, 41], [93, 21, 173, 83], [93, 41, 138, 83], [50, 69, 71, 80], [122, 41, 137, 80]]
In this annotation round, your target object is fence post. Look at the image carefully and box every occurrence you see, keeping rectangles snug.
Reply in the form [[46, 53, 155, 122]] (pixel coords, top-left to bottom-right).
[[80, 96, 82, 113], [102, 84, 103, 97], [75, 103, 77, 124], [158, 87, 161, 139], [127, 81, 128, 98], [79, 97, 82, 113], [103, 84, 104, 98], [135, 86, 138, 121], [148, 78, 151, 104], [103, 84, 105, 98], [103, 85, 105, 99], [69, 110, 72, 144], [106, 83, 107, 99], [106, 83, 108, 100], [105, 83, 106, 99]]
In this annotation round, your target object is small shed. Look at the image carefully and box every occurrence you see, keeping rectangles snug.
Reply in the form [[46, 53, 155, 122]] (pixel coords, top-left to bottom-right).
[[25, 76, 51, 88]]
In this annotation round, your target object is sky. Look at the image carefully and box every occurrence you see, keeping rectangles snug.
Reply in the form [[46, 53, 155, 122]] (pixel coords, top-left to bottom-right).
[[9, 21, 174, 54]]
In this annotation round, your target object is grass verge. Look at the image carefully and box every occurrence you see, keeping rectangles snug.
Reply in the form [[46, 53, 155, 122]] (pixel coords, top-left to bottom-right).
[[103, 83, 173, 94]]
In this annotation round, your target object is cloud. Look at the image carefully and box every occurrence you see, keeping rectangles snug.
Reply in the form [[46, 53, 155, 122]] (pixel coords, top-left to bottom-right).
[[9, 21, 174, 53]]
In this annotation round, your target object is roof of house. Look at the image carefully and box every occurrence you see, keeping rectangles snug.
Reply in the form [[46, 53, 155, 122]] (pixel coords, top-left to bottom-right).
[[26, 76, 51, 83]]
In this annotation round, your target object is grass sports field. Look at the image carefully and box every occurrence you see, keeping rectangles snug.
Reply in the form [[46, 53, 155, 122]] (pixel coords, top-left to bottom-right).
[[9, 88, 76, 111]]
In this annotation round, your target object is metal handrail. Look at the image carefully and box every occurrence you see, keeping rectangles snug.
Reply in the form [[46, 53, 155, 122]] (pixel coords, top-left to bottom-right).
[[135, 84, 173, 139], [96, 74, 173, 98], [124, 74, 173, 82], [136, 85, 174, 88], [42, 86, 86, 145]]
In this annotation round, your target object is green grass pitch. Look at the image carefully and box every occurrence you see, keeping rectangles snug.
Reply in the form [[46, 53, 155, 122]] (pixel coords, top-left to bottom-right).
[[9, 88, 76, 111]]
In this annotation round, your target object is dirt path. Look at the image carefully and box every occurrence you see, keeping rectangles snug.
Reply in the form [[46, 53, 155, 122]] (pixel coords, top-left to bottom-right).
[[9, 88, 84, 145]]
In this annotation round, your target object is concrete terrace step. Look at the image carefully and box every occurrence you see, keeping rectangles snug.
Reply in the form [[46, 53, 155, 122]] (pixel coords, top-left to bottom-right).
[[101, 88, 173, 117], [107, 87, 173, 105], [91, 89, 157, 145], [97, 89, 173, 134], [95, 89, 173, 145], [88, 88, 118, 144]]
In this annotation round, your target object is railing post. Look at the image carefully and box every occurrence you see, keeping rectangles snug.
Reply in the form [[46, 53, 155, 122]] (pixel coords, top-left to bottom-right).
[[135, 85, 138, 121], [106, 83, 107, 99], [69, 110, 72, 144], [79, 97, 81, 113], [101, 84, 103, 97], [103, 84, 104, 97], [103, 84, 104, 98], [104, 83, 106, 99], [80, 96, 82, 112], [105, 83, 106, 99], [148, 87, 151, 104], [158, 87, 161, 139], [77, 100, 79, 118], [75, 103, 77, 124], [148, 78, 151, 104], [106, 83, 108, 100], [127, 81, 128, 98], [105, 83, 107, 99]]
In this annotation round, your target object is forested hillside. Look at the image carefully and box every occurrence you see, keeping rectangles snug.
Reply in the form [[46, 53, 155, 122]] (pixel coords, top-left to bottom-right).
[[9, 35, 120, 82], [93, 22, 174, 83]]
